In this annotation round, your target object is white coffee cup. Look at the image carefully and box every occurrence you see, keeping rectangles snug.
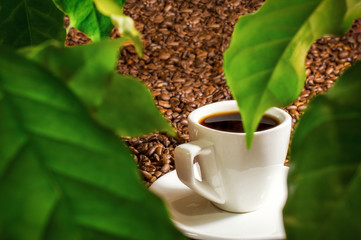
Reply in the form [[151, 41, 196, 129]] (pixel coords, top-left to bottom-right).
[[174, 100, 291, 213]]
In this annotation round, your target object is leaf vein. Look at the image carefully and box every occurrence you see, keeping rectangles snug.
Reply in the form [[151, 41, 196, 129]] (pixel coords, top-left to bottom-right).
[[31, 130, 116, 159], [2, 84, 84, 116], [0, 140, 28, 181], [23, 0, 33, 45], [51, 168, 135, 200]]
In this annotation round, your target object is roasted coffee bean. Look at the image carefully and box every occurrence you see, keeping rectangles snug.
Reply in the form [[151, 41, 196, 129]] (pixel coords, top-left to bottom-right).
[[287, 105, 297, 111], [159, 93, 171, 100], [141, 170, 152, 181], [314, 77, 325, 83], [164, 4, 172, 12], [161, 163, 170, 173], [162, 153, 171, 161], [150, 176, 157, 183], [153, 153, 160, 162], [325, 67, 333, 75], [339, 51, 350, 59], [154, 15, 164, 24], [159, 52, 171, 60], [147, 145, 157, 156], [158, 100, 171, 108], [155, 146, 163, 156], [155, 171, 163, 178], [298, 105, 307, 112]]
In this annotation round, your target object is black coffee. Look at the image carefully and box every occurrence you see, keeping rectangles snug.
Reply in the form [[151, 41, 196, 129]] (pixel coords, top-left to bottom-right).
[[199, 111, 279, 133]]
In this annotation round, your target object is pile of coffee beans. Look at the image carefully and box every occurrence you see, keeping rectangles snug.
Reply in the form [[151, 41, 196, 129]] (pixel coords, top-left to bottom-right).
[[65, 0, 361, 186]]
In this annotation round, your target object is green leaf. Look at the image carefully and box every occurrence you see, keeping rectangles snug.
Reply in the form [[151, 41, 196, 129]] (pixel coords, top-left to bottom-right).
[[21, 39, 175, 137], [343, 0, 361, 31], [52, 0, 114, 41], [20, 39, 122, 107], [95, 74, 175, 137], [0, 0, 65, 48], [0, 47, 185, 240], [223, 0, 361, 148], [92, 0, 124, 15], [283, 62, 361, 240], [52, 0, 142, 56], [93, 0, 143, 57]]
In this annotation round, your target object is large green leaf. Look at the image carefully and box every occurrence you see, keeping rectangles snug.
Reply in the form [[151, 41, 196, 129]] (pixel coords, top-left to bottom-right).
[[53, 0, 124, 42], [224, 0, 361, 148], [0, 47, 185, 240], [283, 62, 361, 239], [0, 0, 65, 48], [21, 39, 174, 137]]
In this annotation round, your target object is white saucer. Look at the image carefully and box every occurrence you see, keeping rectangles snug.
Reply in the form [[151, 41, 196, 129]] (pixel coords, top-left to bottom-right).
[[150, 166, 289, 240]]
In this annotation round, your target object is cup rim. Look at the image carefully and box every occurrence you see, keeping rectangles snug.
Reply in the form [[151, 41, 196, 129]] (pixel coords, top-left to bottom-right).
[[188, 100, 291, 136]]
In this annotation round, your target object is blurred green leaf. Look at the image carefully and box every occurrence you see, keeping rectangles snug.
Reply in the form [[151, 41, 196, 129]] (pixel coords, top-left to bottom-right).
[[0, 0, 65, 48], [92, 0, 124, 15], [0, 47, 185, 240], [283, 62, 361, 240], [95, 74, 175, 137], [224, 0, 361, 148], [21, 39, 174, 137], [20, 39, 121, 107], [343, 0, 361, 31]]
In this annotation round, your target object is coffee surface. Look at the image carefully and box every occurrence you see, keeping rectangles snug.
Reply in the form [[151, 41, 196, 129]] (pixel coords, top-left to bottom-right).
[[199, 111, 279, 133]]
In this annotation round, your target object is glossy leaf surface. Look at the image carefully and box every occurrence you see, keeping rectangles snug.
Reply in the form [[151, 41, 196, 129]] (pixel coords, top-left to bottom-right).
[[224, 0, 361, 147], [53, 0, 125, 41]]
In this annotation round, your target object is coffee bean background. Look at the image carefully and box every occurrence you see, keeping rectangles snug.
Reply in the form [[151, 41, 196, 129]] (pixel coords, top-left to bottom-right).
[[65, 0, 361, 186]]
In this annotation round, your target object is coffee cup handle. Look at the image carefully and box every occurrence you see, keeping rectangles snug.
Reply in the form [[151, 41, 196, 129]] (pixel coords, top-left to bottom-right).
[[174, 140, 225, 204]]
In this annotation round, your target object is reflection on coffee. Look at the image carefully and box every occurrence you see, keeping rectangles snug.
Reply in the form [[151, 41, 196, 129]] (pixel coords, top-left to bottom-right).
[[199, 111, 279, 133]]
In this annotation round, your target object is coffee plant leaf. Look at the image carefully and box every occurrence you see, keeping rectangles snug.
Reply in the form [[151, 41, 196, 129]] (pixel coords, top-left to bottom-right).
[[20, 39, 123, 107], [95, 74, 175, 137], [224, 0, 361, 148], [0, 0, 65, 48], [93, 0, 143, 57], [0, 47, 185, 240], [343, 0, 361, 31], [92, 0, 124, 16], [53, 0, 124, 42], [284, 61, 361, 240], [21, 39, 175, 137]]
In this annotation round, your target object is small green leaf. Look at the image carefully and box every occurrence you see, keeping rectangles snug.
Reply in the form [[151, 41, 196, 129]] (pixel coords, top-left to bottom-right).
[[53, 0, 114, 41], [224, 0, 361, 148], [52, 0, 142, 56], [92, 0, 124, 16], [92, 0, 143, 57], [0, 0, 65, 48], [0, 47, 185, 240], [111, 14, 143, 57], [21, 39, 175, 137], [283, 62, 361, 240]]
